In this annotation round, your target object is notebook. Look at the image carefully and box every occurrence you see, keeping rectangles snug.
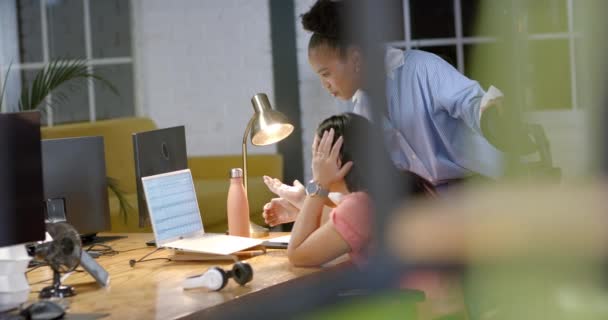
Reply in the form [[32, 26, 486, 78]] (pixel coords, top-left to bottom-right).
[[141, 169, 263, 256], [262, 235, 290, 249]]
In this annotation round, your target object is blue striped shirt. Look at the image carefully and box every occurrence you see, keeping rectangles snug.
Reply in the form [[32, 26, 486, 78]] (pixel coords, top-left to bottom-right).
[[353, 49, 503, 185]]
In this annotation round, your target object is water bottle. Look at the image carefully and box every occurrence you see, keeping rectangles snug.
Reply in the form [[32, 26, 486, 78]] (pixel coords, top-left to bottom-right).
[[227, 168, 250, 237]]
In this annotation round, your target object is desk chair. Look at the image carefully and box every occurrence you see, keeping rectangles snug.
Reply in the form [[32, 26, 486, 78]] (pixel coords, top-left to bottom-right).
[[519, 123, 562, 182], [481, 107, 561, 182]]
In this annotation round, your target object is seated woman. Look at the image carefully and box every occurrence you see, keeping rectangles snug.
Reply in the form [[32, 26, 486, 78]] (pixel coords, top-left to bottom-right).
[[284, 113, 432, 267], [276, 113, 465, 318]]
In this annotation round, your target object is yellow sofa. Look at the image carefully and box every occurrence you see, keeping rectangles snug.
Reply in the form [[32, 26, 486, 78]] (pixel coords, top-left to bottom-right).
[[41, 117, 281, 233]]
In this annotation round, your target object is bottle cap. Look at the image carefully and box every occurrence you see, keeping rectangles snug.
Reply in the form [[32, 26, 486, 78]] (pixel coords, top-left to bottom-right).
[[230, 168, 243, 178]]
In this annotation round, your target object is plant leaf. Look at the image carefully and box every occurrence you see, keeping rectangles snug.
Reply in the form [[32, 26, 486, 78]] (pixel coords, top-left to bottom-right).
[[19, 83, 30, 112], [106, 177, 133, 225], [19, 58, 119, 111], [0, 62, 12, 112]]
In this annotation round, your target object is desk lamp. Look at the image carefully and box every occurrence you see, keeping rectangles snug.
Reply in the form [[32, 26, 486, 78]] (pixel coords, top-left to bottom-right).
[[242, 93, 294, 237]]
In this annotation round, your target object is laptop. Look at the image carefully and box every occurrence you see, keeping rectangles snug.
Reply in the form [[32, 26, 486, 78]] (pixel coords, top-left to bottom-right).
[[133, 126, 188, 228], [141, 169, 263, 256]]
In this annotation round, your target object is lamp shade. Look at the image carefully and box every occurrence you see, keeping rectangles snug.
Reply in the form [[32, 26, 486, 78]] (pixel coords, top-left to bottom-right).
[[249, 93, 294, 146]]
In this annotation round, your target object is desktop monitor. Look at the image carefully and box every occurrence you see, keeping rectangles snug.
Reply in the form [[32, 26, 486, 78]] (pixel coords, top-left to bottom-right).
[[0, 111, 46, 247], [41, 136, 111, 240], [132, 126, 188, 227]]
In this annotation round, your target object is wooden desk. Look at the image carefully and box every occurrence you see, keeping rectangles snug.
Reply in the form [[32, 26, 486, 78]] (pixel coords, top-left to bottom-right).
[[26, 233, 318, 319]]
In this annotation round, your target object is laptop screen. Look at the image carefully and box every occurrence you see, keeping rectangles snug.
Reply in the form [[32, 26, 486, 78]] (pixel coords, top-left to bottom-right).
[[141, 169, 204, 244]]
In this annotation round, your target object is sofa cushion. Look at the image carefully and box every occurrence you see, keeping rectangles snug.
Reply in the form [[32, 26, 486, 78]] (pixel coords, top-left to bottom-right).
[[108, 193, 146, 233], [188, 155, 283, 180], [193, 178, 272, 233]]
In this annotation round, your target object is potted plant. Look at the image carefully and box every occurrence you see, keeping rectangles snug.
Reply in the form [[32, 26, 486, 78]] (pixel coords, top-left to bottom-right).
[[0, 59, 132, 223]]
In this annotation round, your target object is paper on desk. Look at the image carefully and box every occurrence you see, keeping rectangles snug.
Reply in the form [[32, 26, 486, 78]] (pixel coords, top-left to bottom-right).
[[266, 235, 291, 244]]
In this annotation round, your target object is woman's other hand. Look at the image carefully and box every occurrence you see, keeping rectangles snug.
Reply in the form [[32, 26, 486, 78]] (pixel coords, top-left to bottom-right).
[[262, 197, 299, 226], [312, 128, 353, 188], [263, 176, 305, 209]]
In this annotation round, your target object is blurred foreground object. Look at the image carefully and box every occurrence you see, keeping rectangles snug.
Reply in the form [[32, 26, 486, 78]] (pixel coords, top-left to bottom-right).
[[388, 181, 608, 262], [388, 181, 608, 319]]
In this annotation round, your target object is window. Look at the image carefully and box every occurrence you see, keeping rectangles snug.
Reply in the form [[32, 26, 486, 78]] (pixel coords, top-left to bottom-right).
[[0, 0, 134, 125], [394, 0, 584, 111]]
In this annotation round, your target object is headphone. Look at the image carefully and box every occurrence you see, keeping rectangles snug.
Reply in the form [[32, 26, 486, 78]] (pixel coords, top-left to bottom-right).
[[182, 262, 253, 291]]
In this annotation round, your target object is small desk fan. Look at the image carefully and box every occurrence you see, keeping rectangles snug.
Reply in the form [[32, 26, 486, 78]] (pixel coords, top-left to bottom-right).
[[34, 222, 82, 299]]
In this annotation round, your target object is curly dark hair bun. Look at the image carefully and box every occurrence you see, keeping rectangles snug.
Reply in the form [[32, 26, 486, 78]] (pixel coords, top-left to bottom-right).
[[301, 0, 343, 38]]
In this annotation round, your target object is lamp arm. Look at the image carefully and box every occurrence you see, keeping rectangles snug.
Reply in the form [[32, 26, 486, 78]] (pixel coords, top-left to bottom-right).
[[242, 116, 256, 194]]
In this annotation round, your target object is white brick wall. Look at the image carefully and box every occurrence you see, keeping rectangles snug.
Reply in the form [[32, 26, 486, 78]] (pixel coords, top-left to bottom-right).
[[294, 0, 351, 181], [0, 0, 21, 112], [132, 0, 275, 156]]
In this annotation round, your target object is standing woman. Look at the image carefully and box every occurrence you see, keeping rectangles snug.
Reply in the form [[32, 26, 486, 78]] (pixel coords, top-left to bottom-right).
[[302, 0, 503, 189]]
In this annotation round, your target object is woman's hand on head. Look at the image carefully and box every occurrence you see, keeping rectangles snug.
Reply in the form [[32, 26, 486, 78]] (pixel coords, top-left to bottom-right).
[[312, 128, 353, 188], [263, 176, 305, 209], [262, 197, 299, 227]]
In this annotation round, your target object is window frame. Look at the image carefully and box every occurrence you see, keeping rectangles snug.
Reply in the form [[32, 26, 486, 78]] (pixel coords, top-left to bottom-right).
[[0, 0, 135, 125], [392, 0, 579, 111]]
